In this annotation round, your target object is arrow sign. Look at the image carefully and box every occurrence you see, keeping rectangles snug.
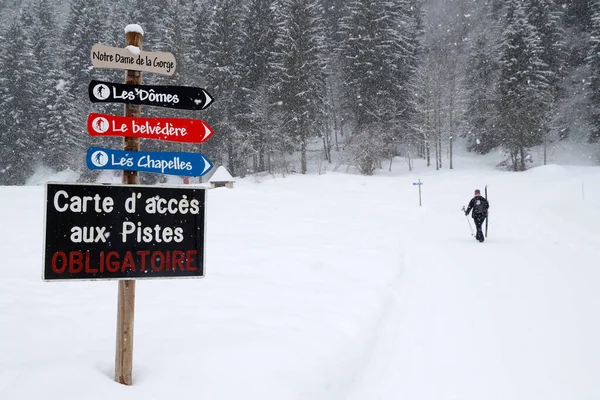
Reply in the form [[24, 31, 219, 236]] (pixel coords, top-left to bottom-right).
[[87, 113, 214, 143], [89, 80, 214, 110], [412, 181, 423, 186], [86, 147, 213, 176], [90, 43, 176, 76]]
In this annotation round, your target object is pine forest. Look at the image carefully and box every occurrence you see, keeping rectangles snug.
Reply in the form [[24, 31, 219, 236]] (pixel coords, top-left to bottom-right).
[[0, 0, 599, 184]]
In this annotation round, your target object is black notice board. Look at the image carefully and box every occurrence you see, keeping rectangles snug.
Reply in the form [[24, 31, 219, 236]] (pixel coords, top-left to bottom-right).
[[43, 182, 206, 281]]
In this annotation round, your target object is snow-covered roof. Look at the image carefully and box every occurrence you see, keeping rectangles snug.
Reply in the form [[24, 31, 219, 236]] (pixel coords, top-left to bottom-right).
[[209, 166, 235, 182], [125, 24, 144, 35]]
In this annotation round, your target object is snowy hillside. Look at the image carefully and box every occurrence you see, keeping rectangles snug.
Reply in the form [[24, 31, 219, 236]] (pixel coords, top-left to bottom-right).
[[1, 154, 600, 400]]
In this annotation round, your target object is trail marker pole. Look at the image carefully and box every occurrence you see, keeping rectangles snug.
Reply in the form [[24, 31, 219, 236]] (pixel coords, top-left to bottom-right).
[[115, 27, 143, 386], [413, 179, 423, 206]]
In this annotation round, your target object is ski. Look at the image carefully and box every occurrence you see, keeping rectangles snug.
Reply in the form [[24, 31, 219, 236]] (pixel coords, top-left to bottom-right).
[[485, 185, 488, 238]]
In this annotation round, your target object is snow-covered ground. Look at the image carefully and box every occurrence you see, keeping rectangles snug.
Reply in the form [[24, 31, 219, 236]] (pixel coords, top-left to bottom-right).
[[2, 150, 600, 399]]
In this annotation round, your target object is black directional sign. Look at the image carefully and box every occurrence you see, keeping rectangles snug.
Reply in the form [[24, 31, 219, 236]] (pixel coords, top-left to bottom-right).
[[43, 182, 206, 281], [89, 80, 214, 110]]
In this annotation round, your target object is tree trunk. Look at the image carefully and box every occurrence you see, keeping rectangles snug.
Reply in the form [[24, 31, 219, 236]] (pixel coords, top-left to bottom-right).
[[433, 106, 439, 170], [259, 140, 266, 171], [511, 150, 518, 171], [267, 151, 272, 174], [438, 134, 442, 169], [435, 139, 439, 170], [543, 140, 547, 165], [331, 95, 340, 152], [300, 138, 307, 174], [228, 141, 236, 176], [322, 133, 331, 163], [437, 98, 442, 169], [449, 135, 453, 169], [434, 129, 440, 170], [519, 146, 525, 171]]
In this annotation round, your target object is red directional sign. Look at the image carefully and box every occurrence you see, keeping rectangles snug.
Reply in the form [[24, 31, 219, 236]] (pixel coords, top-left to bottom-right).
[[87, 113, 214, 143]]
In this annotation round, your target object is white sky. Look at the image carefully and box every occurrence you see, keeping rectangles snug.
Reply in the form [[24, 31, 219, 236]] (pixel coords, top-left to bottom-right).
[[1, 147, 600, 399]]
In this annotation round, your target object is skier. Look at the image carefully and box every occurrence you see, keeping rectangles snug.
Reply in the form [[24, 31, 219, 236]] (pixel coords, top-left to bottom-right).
[[464, 189, 489, 242]]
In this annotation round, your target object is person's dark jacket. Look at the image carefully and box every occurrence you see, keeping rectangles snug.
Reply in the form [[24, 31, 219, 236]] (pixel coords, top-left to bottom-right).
[[465, 195, 489, 218]]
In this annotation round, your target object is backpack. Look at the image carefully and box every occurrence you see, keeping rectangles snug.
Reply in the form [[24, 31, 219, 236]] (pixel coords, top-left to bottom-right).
[[474, 197, 486, 215]]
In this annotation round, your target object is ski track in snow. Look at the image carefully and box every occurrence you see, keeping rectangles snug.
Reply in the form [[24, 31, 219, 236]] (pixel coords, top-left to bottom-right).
[[347, 164, 600, 400], [2, 159, 600, 400]]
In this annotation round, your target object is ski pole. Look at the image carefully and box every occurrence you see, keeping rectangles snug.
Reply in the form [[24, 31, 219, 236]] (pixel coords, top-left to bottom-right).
[[462, 206, 474, 236]]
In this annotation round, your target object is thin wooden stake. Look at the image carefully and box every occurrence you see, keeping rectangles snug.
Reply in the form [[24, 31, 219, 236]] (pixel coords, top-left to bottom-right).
[[115, 28, 143, 386], [418, 179, 422, 206], [115, 279, 136, 385]]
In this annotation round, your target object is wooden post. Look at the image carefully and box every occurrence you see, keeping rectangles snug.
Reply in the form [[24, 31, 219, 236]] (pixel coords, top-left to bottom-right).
[[418, 179, 422, 207], [115, 28, 143, 386]]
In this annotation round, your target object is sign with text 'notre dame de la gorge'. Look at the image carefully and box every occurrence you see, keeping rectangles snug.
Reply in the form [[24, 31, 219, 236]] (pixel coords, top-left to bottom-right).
[[43, 183, 206, 281], [90, 44, 176, 76]]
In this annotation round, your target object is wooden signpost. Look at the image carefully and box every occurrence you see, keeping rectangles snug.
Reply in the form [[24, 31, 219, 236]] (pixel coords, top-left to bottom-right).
[[87, 113, 214, 143], [43, 23, 217, 387], [89, 80, 214, 110], [116, 26, 143, 387]]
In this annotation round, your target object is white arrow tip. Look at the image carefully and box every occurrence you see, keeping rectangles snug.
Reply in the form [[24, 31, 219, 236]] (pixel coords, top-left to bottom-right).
[[203, 91, 213, 108], [201, 157, 212, 175], [202, 122, 212, 141]]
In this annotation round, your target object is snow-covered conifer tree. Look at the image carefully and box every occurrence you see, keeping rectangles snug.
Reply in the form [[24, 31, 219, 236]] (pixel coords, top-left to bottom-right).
[[496, 0, 551, 170], [587, 0, 600, 142], [0, 20, 38, 184], [273, 0, 327, 174]]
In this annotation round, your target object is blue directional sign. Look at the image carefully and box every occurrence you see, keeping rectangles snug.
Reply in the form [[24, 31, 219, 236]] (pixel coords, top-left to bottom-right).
[[412, 181, 423, 186], [86, 147, 213, 176]]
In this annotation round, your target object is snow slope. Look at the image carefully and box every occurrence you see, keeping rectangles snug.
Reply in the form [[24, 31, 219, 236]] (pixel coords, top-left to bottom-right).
[[1, 155, 600, 400]]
